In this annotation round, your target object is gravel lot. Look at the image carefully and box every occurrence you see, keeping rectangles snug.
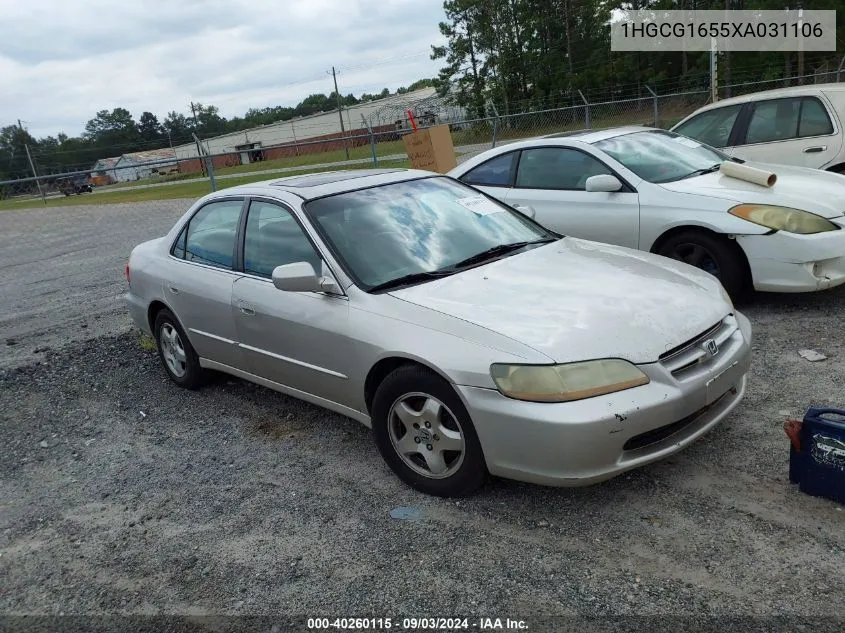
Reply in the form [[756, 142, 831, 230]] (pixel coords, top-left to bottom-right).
[[1, 202, 844, 628]]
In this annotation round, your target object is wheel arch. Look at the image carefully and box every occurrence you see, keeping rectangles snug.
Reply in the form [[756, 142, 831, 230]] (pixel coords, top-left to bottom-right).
[[364, 355, 456, 415], [146, 299, 187, 339], [650, 224, 753, 290], [824, 161, 845, 174]]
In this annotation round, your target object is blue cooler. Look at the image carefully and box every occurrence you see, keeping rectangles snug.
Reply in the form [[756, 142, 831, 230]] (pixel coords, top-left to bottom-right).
[[788, 408, 845, 504]]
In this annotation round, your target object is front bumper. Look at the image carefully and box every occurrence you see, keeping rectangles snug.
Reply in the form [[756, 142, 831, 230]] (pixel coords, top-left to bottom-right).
[[458, 312, 752, 487], [736, 227, 845, 292]]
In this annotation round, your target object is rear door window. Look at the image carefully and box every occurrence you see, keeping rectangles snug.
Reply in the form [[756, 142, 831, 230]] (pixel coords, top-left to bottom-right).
[[182, 200, 243, 269], [744, 98, 801, 144]]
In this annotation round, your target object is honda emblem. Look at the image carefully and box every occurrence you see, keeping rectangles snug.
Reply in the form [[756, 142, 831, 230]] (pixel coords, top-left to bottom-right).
[[704, 338, 719, 356]]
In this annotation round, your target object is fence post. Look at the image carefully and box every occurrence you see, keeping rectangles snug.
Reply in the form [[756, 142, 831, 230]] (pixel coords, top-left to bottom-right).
[[578, 90, 590, 129], [193, 134, 216, 192], [192, 135, 207, 177], [24, 144, 46, 206], [362, 115, 378, 167], [488, 100, 500, 148], [645, 85, 659, 127]]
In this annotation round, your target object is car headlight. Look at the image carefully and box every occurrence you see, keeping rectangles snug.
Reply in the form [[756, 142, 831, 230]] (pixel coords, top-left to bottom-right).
[[728, 204, 838, 234], [490, 359, 650, 403]]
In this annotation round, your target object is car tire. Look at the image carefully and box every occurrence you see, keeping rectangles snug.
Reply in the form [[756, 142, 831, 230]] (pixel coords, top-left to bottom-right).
[[153, 308, 205, 389], [657, 230, 747, 298], [371, 365, 487, 497]]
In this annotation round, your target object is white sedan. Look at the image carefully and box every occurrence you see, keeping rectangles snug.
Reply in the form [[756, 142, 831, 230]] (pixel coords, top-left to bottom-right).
[[448, 127, 845, 295]]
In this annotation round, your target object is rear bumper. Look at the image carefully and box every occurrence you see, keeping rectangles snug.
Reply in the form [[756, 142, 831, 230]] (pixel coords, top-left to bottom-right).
[[124, 292, 151, 336], [458, 312, 752, 487], [736, 228, 845, 292]]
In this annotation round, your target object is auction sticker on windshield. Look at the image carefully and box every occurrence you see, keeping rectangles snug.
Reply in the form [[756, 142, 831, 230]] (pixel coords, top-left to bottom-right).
[[457, 196, 504, 216], [673, 137, 702, 149]]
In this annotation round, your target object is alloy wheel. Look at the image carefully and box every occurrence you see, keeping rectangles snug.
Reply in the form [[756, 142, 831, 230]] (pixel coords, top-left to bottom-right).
[[159, 323, 187, 378], [387, 392, 465, 479]]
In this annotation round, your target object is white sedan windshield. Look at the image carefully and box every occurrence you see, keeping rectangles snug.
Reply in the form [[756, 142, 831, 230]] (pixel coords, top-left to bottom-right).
[[595, 130, 731, 183]]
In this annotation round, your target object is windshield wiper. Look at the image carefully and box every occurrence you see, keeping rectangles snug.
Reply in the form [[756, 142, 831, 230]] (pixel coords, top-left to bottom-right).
[[684, 163, 723, 178], [451, 238, 557, 270], [367, 238, 557, 293], [368, 270, 456, 293]]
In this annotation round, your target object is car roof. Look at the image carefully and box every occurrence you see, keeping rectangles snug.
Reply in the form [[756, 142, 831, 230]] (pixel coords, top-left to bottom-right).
[[501, 125, 657, 147], [549, 125, 655, 144], [682, 82, 845, 115], [208, 168, 439, 201]]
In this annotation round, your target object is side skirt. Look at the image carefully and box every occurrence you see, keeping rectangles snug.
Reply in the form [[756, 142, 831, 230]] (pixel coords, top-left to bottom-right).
[[199, 358, 372, 428]]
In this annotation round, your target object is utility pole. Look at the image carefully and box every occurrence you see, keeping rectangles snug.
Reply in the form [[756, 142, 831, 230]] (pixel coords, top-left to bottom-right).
[[330, 67, 350, 160], [723, 0, 731, 97], [797, 5, 805, 84], [190, 102, 199, 127], [24, 144, 46, 206], [710, 37, 719, 103]]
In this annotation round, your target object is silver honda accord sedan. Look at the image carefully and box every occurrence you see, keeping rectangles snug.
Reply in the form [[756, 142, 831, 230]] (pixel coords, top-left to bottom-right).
[[125, 168, 752, 496]]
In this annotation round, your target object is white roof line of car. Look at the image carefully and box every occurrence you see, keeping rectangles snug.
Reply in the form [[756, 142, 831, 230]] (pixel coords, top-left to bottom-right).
[[199, 169, 438, 201], [689, 82, 845, 113]]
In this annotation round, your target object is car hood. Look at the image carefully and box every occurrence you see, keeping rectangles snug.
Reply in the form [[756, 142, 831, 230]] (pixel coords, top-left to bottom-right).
[[658, 162, 845, 219], [389, 239, 731, 365]]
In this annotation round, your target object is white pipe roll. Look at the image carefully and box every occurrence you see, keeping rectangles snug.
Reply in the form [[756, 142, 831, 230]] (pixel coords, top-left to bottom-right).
[[719, 161, 777, 187]]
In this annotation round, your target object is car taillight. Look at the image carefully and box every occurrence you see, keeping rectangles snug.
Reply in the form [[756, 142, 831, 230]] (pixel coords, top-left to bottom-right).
[[125, 263, 131, 285]]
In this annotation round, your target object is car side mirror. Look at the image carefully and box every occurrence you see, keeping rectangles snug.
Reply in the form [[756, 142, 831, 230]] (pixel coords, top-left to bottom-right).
[[271, 262, 341, 294], [585, 174, 623, 192]]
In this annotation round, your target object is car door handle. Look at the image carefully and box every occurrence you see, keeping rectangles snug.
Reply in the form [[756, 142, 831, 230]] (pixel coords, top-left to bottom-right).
[[803, 146, 827, 153], [238, 301, 255, 316], [511, 203, 536, 219]]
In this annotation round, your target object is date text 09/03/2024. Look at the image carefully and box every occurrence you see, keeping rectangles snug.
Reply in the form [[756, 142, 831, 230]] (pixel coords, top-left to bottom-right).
[[307, 617, 528, 630]]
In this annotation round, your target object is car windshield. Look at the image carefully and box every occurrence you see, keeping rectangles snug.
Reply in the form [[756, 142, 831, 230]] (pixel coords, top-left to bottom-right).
[[304, 176, 556, 291], [594, 130, 733, 183]]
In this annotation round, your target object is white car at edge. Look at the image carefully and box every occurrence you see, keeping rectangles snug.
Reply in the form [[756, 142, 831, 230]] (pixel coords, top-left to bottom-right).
[[448, 126, 845, 296]]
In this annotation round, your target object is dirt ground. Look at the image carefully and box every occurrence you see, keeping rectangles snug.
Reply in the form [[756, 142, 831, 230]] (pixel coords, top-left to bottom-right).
[[1, 202, 843, 631]]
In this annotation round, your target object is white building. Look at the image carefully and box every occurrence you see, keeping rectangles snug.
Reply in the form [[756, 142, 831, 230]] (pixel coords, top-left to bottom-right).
[[90, 156, 121, 182], [173, 87, 464, 161], [111, 149, 178, 182]]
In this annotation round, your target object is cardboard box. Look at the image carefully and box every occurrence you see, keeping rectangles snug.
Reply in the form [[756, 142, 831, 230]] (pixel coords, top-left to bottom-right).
[[402, 124, 457, 173]]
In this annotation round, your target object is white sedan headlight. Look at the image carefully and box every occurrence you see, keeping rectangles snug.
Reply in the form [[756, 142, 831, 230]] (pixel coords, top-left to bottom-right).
[[728, 204, 838, 234], [490, 359, 649, 403]]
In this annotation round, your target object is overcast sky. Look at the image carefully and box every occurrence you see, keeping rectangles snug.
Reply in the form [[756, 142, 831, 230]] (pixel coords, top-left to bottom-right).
[[0, 0, 447, 138]]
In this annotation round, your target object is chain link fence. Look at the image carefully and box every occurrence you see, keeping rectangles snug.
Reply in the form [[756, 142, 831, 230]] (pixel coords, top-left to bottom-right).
[[2, 67, 843, 210]]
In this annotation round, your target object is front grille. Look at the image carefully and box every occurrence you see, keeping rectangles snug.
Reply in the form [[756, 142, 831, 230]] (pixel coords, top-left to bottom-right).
[[623, 389, 734, 452], [659, 315, 739, 378], [659, 322, 721, 361]]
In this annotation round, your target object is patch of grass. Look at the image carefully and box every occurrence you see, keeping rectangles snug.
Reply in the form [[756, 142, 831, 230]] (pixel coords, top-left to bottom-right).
[[0, 159, 410, 210], [138, 332, 157, 352]]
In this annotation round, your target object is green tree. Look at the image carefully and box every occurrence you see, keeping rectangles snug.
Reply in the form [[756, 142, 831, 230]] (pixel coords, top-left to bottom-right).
[[163, 111, 192, 142], [431, 0, 487, 118], [191, 103, 228, 137], [137, 112, 163, 143], [84, 108, 139, 147]]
